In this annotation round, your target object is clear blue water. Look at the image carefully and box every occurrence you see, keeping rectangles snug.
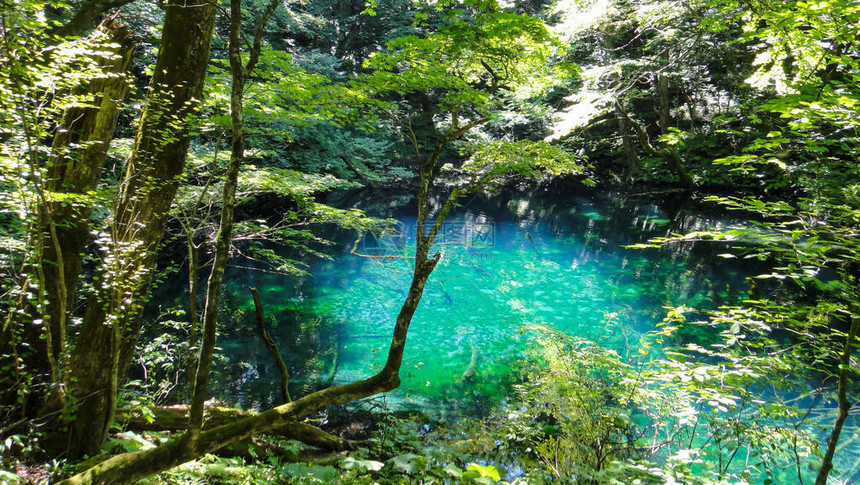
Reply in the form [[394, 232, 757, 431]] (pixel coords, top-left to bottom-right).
[[297, 192, 752, 409], [210, 191, 753, 409], [182, 189, 859, 483]]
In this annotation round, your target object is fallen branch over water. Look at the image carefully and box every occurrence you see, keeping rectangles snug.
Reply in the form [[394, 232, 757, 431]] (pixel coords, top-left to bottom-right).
[[459, 343, 480, 383], [251, 288, 292, 403]]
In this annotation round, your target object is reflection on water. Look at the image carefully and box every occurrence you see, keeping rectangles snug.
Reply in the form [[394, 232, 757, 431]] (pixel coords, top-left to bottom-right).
[[304, 193, 751, 411], [142, 188, 858, 483], [201, 191, 748, 409]]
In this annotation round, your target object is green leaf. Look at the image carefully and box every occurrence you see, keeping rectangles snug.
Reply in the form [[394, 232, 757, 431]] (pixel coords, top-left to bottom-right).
[[389, 453, 424, 474], [340, 456, 384, 472], [466, 463, 500, 481], [443, 463, 464, 477]]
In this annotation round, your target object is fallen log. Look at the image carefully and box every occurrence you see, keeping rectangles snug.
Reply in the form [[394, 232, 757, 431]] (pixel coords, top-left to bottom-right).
[[115, 405, 352, 452]]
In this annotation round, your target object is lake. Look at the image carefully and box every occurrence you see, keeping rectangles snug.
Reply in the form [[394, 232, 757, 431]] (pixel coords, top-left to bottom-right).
[[195, 185, 857, 483], [216, 187, 752, 410]]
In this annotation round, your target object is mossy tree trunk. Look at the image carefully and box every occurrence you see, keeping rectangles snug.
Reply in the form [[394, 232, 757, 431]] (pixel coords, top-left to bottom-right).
[[63, 0, 215, 459], [186, 0, 266, 445], [30, 19, 136, 385], [1, 20, 137, 413], [58, 95, 491, 485]]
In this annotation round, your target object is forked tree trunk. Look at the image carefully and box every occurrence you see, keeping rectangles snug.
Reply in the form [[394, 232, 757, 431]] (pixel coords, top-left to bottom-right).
[[64, 0, 216, 459]]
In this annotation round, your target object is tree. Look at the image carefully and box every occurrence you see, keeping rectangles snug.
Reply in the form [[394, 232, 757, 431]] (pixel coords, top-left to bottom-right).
[[542, 0, 860, 480], [0, 0, 218, 459], [709, 1, 860, 479], [548, 0, 754, 189], [59, 3, 587, 483], [36, 19, 137, 388], [60, 0, 217, 458], [631, 1, 860, 479], [186, 0, 281, 448], [0, 9, 136, 415]]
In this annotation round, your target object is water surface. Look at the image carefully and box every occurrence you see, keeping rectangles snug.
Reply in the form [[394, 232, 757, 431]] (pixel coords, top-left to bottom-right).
[[297, 190, 750, 409], [199, 188, 859, 482]]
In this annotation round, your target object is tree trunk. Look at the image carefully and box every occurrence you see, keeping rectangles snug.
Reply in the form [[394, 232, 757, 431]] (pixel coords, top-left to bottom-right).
[[117, 405, 253, 431], [657, 72, 671, 135], [36, 19, 136, 380], [615, 102, 694, 190], [665, 150, 694, 189], [114, 405, 351, 450], [2, 20, 135, 413], [49, 0, 138, 38], [187, 0, 280, 448], [815, 316, 860, 485], [252, 288, 292, 404], [615, 104, 641, 175], [186, 0, 248, 442], [655, 65, 694, 189], [64, 0, 215, 459]]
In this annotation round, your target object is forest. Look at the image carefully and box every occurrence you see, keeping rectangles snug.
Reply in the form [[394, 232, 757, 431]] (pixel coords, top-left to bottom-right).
[[0, 0, 858, 483]]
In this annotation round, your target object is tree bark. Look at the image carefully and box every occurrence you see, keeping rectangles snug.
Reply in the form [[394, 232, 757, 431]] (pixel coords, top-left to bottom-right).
[[117, 405, 252, 431], [615, 102, 694, 189], [2, 20, 135, 412], [64, 0, 215, 459], [657, 72, 672, 135], [815, 316, 860, 485], [115, 405, 350, 451], [49, 0, 139, 38], [615, 104, 641, 175], [36, 19, 136, 380]]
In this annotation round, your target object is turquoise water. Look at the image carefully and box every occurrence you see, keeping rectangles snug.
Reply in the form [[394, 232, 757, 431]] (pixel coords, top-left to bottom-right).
[[289, 192, 860, 483], [209, 192, 752, 409], [140, 189, 860, 482], [299, 193, 750, 410]]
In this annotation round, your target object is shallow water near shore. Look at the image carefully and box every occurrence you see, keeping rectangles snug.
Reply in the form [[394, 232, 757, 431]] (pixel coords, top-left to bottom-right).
[[202, 188, 859, 483], [217, 189, 752, 409]]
